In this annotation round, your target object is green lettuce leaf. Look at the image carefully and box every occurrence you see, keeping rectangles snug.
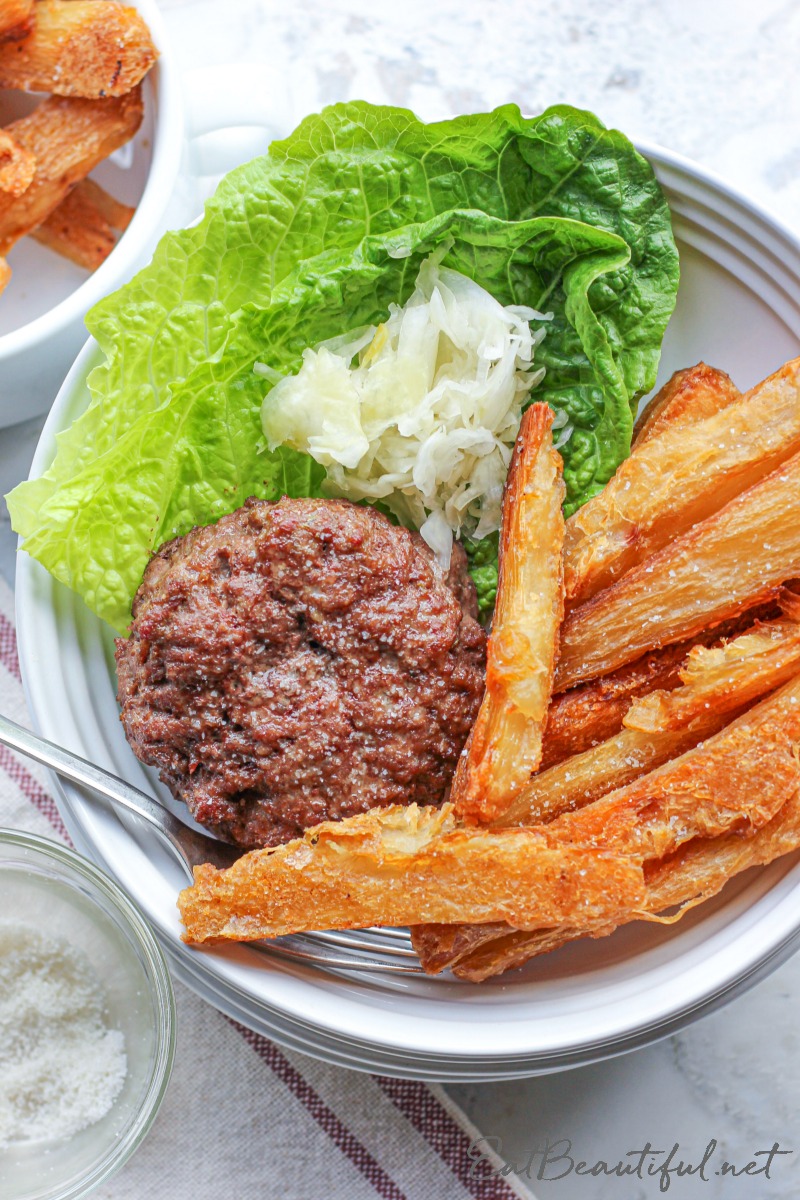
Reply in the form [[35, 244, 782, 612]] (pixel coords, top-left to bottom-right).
[[7, 101, 678, 632]]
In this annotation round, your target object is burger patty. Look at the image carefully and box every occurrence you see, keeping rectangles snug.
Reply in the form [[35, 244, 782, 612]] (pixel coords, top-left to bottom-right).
[[115, 497, 487, 849]]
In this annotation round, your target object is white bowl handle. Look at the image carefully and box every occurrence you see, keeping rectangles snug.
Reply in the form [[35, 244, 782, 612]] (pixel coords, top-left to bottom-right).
[[181, 63, 295, 184]]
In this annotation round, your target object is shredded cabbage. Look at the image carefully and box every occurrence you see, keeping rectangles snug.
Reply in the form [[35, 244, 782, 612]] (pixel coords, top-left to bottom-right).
[[260, 256, 550, 566]]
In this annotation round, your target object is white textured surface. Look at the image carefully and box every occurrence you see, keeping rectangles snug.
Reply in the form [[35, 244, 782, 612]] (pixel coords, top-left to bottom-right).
[[2, 1, 800, 1195]]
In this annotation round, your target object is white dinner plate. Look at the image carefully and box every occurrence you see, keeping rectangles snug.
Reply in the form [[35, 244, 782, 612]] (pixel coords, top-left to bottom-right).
[[15, 140, 800, 1079]]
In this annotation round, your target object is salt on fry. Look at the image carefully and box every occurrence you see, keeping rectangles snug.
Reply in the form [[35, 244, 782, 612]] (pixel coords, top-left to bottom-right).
[[498, 708, 734, 828], [451, 404, 565, 824], [537, 604, 775, 771], [32, 179, 133, 270], [0, 0, 158, 97], [624, 608, 800, 734], [632, 363, 740, 449], [445, 792, 800, 982], [0, 128, 35, 197], [564, 358, 800, 607], [0, 89, 143, 256], [0, 0, 32, 41], [177, 803, 646, 944], [556, 450, 800, 691], [413, 676, 800, 977], [544, 674, 800, 860]]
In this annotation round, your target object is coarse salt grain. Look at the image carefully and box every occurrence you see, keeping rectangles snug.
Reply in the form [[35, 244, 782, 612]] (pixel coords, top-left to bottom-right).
[[0, 921, 127, 1149]]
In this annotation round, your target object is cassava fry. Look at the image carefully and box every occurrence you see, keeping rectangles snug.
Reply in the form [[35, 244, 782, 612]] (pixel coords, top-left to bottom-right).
[[0, 128, 35, 197], [0, 0, 32, 41], [624, 609, 800, 734], [32, 179, 132, 269], [0, 89, 143, 256], [564, 358, 800, 607], [0, 0, 157, 97], [543, 674, 800, 859], [451, 404, 565, 824], [446, 792, 800, 981], [555, 451, 800, 692], [413, 677, 800, 977], [538, 605, 776, 771], [632, 363, 740, 449], [498, 707, 735, 828], [0, 257, 9, 295], [178, 803, 645, 944], [74, 177, 134, 231]]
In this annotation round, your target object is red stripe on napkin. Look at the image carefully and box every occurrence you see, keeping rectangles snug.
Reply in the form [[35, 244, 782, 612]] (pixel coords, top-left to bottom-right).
[[0, 742, 71, 842], [235, 1021, 410, 1200], [376, 1077, 520, 1200], [0, 610, 21, 680]]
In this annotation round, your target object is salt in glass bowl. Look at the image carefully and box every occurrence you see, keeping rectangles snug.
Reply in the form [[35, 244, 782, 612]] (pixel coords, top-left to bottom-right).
[[0, 828, 175, 1200]]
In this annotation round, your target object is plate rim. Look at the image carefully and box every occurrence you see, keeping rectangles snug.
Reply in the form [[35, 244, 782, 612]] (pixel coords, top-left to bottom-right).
[[15, 140, 800, 1067]]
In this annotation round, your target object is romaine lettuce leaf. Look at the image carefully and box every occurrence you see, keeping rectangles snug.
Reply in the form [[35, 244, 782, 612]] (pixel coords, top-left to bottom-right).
[[7, 102, 679, 632]]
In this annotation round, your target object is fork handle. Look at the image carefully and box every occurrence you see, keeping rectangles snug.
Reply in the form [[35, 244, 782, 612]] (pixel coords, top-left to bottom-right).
[[0, 711, 196, 877]]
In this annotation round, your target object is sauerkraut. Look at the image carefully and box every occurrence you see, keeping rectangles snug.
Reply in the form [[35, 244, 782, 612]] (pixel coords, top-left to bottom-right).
[[259, 256, 553, 567]]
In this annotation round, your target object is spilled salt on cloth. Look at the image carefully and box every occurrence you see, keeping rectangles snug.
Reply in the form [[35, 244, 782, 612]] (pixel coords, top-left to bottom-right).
[[0, 921, 127, 1148]]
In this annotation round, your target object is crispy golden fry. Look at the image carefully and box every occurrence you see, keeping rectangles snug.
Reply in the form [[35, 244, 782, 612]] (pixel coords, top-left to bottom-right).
[[0, 128, 35, 197], [538, 605, 775, 771], [444, 792, 800, 981], [451, 404, 565, 824], [0, 0, 157, 97], [555, 450, 800, 692], [32, 178, 132, 269], [499, 708, 734, 828], [0, 256, 9, 294], [632, 363, 740, 449], [624, 609, 800, 734], [545, 674, 800, 858], [413, 677, 800, 977], [564, 358, 800, 607], [0, 0, 32, 41], [75, 176, 134, 231], [178, 803, 646, 944], [0, 89, 143, 256]]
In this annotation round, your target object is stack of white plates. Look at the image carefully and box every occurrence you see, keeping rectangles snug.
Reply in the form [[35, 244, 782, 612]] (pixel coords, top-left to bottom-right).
[[16, 146, 800, 1080]]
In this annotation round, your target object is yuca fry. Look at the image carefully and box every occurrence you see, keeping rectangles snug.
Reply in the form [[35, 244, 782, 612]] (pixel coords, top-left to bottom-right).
[[0, 0, 157, 97], [497, 707, 735, 828], [564, 358, 800, 607], [632, 363, 740, 449], [444, 792, 800, 982], [178, 803, 645, 944], [555, 450, 800, 692], [32, 179, 133, 269], [544, 673, 800, 859], [0, 129, 35, 197], [74, 177, 134, 231], [624, 607, 800, 734], [413, 676, 800, 976], [0, 257, 9, 294], [451, 404, 565, 824], [33, 179, 134, 268], [0, 89, 143, 256], [537, 604, 776, 771], [0, 0, 32, 41]]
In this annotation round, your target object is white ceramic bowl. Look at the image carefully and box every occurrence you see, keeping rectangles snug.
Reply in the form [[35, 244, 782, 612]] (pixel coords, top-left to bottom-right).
[[0, 0, 291, 429], [15, 142, 800, 1080]]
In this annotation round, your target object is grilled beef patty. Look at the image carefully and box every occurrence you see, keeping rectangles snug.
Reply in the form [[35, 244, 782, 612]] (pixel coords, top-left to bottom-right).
[[115, 497, 486, 848]]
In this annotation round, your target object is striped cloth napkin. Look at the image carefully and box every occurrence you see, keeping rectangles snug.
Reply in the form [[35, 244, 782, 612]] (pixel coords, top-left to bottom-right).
[[0, 574, 537, 1200]]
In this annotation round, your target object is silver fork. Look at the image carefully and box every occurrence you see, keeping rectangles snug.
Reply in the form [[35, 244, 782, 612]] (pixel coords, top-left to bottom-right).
[[0, 713, 424, 976]]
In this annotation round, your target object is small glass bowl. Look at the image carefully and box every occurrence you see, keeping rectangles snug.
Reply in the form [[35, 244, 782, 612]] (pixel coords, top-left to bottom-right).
[[0, 829, 175, 1200]]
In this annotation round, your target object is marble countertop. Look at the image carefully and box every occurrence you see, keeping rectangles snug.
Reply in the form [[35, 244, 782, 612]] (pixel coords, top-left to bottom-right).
[[2, 1, 800, 1196]]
